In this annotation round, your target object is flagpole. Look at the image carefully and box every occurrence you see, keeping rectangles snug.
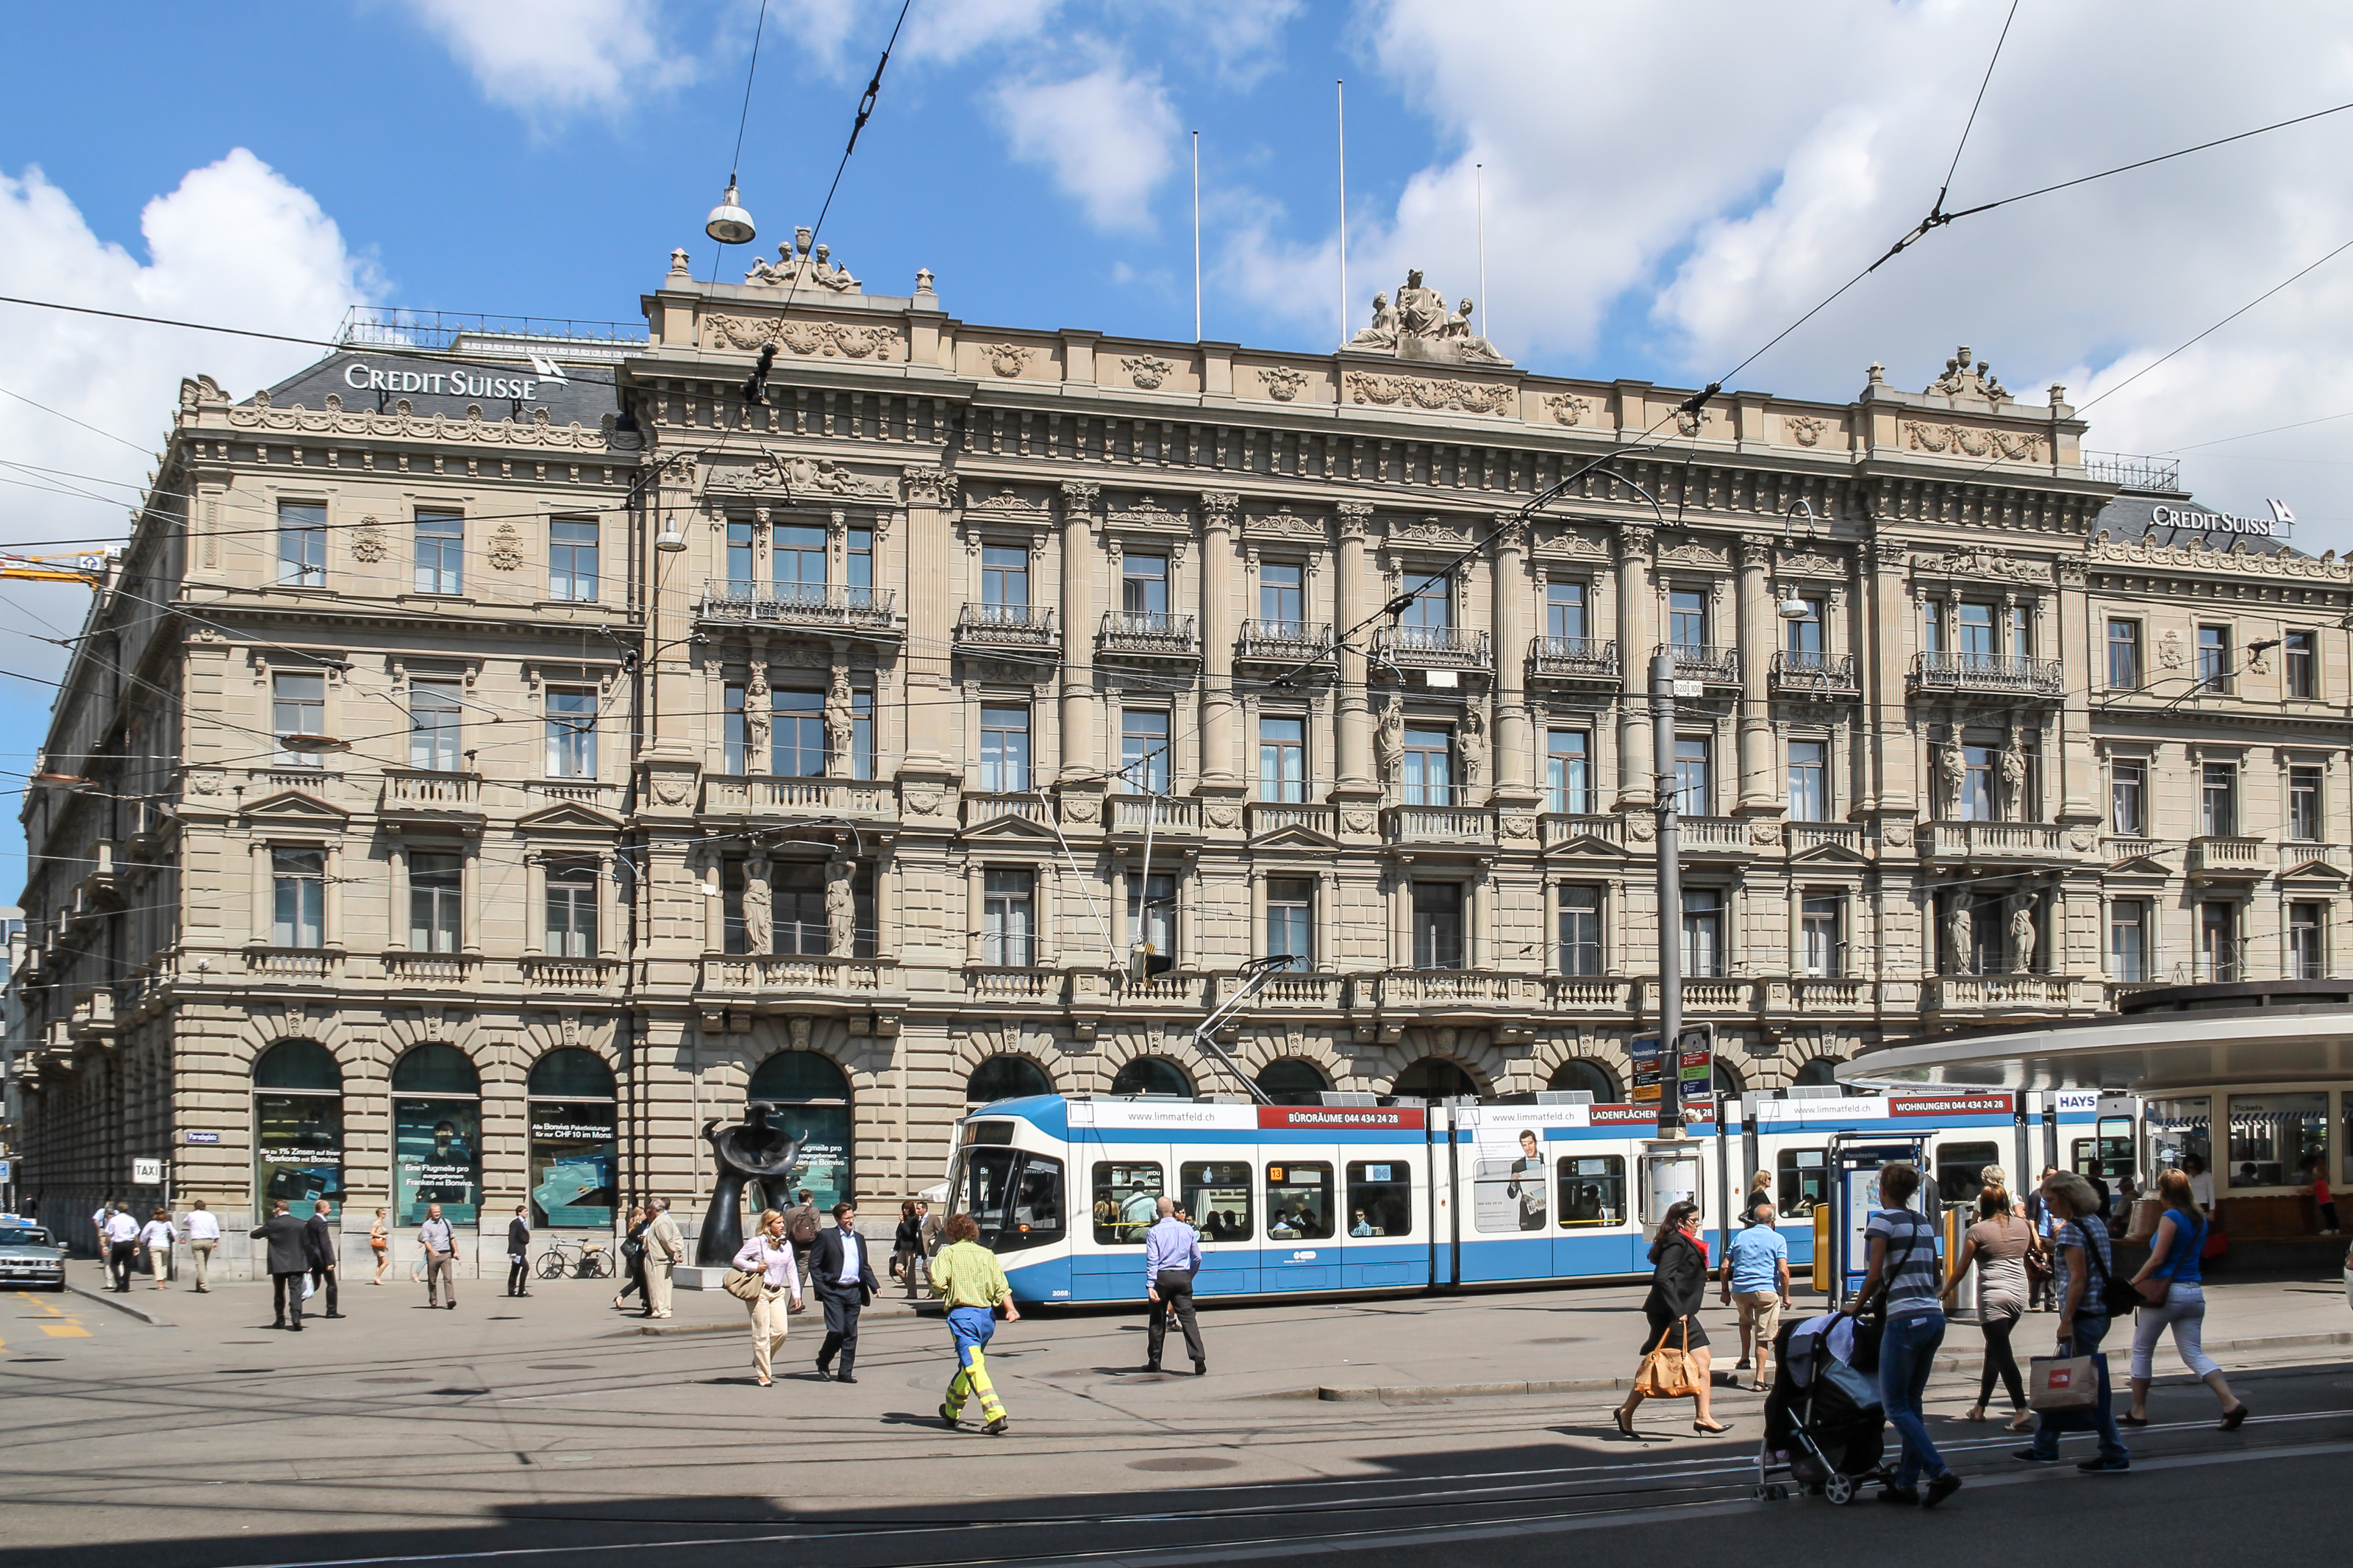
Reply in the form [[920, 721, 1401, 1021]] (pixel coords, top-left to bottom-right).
[[1193, 130, 1203, 342], [1337, 79, 1348, 346]]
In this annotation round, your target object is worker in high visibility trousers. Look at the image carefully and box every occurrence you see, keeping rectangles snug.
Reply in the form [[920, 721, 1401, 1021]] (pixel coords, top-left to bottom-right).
[[931, 1211, 1019, 1434]]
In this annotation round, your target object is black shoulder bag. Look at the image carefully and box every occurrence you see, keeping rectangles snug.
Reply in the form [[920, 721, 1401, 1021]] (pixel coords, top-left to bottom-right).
[[1851, 1218, 1923, 1375], [2076, 1221, 2144, 1319]]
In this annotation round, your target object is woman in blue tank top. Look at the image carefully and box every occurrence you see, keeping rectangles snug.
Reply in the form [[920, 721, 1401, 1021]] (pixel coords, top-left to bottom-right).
[[2124, 1167, 2248, 1431]]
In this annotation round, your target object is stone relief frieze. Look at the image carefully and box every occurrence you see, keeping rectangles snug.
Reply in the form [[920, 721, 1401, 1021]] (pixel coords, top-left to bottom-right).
[[1258, 365, 1309, 401], [964, 485, 1051, 519], [1387, 515, 1473, 547], [1785, 414, 1829, 447], [1903, 421, 2044, 462], [1532, 527, 1609, 561], [1345, 371, 1516, 415], [1118, 355, 1176, 390], [701, 312, 901, 361], [1105, 494, 1190, 531], [707, 454, 893, 498], [1243, 505, 1328, 542], [980, 343, 1038, 378], [1542, 393, 1590, 426], [2088, 530, 2350, 580], [1908, 545, 2049, 585], [1657, 540, 1731, 570], [1775, 549, 1846, 579], [223, 400, 633, 451]]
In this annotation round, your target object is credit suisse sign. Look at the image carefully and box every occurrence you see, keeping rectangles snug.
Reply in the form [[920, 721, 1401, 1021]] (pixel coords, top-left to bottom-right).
[[341, 359, 547, 401]]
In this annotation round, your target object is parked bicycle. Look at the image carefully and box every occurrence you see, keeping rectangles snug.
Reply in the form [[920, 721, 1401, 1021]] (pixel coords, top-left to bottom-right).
[[535, 1236, 615, 1280]]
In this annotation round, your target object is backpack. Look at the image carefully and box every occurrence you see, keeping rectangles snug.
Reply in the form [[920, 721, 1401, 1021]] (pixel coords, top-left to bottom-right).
[[786, 1206, 819, 1245]]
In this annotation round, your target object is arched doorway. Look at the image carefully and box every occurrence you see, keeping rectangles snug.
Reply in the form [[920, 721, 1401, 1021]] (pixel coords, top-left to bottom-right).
[[1255, 1058, 1330, 1105], [253, 1040, 345, 1212], [1547, 1059, 1618, 1100], [1793, 1056, 1845, 1088], [391, 1044, 482, 1225], [1392, 1057, 1483, 1100], [1110, 1056, 1193, 1098], [967, 1055, 1054, 1106], [526, 1048, 617, 1229], [748, 1050, 854, 1212]]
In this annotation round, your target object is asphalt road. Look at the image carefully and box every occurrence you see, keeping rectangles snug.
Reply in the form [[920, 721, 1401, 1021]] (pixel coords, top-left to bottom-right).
[[7, 1274, 2349, 1568]]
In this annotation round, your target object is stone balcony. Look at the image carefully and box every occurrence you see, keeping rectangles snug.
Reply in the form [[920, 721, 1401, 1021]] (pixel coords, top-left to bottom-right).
[[1371, 624, 1492, 670], [1374, 970, 1543, 1009], [1246, 802, 1338, 840], [381, 769, 485, 819], [954, 601, 1058, 650], [699, 581, 898, 635], [1676, 817, 1763, 859], [1923, 974, 2085, 1013], [520, 956, 626, 993], [1661, 642, 1740, 687], [68, 987, 118, 1047], [1784, 822, 1865, 857], [1771, 650, 1860, 698], [1383, 802, 1497, 847], [2279, 842, 2352, 876], [380, 952, 478, 987], [1527, 635, 1621, 687], [1912, 650, 2065, 698], [701, 776, 897, 819], [2187, 836, 2275, 879], [700, 956, 904, 1000], [1921, 820, 2074, 864], [1235, 619, 1332, 667], [1097, 610, 1199, 664], [242, 947, 344, 981], [960, 791, 1052, 831], [963, 966, 1066, 1005], [1540, 813, 1624, 849], [1108, 794, 1202, 836]]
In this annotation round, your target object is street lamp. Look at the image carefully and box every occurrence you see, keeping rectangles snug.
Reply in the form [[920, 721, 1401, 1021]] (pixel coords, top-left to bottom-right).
[[704, 178, 757, 246]]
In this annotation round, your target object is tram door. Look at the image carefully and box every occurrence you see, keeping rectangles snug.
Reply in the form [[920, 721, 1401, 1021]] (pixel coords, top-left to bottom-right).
[[1263, 1147, 1341, 1292], [1179, 1152, 1262, 1297]]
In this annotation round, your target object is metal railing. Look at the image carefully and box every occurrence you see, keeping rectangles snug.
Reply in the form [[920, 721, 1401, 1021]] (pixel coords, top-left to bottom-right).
[[1237, 619, 1332, 660], [2082, 451, 2182, 493], [1771, 650, 1858, 691], [699, 581, 896, 628], [957, 602, 1057, 644], [338, 306, 648, 359], [1098, 610, 1199, 656], [1529, 636, 1620, 679], [1660, 643, 1740, 684], [1374, 625, 1492, 666], [1913, 651, 2065, 695]]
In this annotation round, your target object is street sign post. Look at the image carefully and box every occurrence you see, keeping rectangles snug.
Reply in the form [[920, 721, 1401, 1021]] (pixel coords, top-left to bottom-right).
[[1628, 1023, 1714, 1117]]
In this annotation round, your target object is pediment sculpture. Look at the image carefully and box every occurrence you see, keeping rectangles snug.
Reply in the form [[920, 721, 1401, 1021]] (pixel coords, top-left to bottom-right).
[[1925, 344, 2008, 402], [745, 226, 861, 293], [1345, 269, 1511, 367]]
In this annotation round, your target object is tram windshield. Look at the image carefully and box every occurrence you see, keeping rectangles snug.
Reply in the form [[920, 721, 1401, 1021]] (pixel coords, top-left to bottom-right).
[[954, 1148, 1064, 1253]]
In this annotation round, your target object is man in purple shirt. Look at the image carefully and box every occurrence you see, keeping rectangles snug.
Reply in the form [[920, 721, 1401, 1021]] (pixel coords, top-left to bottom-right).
[[1143, 1198, 1207, 1375]]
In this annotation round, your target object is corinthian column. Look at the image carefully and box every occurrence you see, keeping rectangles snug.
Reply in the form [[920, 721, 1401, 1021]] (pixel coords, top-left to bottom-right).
[[1335, 502, 1375, 792], [1614, 523, 1657, 809], [1492, 512, 1532, 796], [1060, 481, 1102, 783], [1735, 534, 1776, 812], [1200, 491, 1240, 786]]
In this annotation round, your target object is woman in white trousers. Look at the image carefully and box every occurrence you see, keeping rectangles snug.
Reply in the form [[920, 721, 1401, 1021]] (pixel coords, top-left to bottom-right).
[[2125, 1167, 2249, 1431], [733, 1209, 803, 1388]]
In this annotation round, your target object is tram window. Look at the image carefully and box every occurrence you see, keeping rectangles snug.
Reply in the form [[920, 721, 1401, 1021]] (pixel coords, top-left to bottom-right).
[[1554, 1156, 1626, 1228], [1777, 1149, 1829, 1216], [1476, 1129, 1550, 1234], [1346, 1162, 1413, 1237], [1937, 1142, 2001, 1204], [1265, 1162, 1335, 1240], [1092, 1161, 1164, 1245], [2096, 1117, 2137, 1181], [2070, 1139, 2099, 1178], [960, 1150, 1018, 1238], [1184, 1161, 1256, 1242], [1003, 1156, 1064, 1252], [967, 1120, 1015, 1146]]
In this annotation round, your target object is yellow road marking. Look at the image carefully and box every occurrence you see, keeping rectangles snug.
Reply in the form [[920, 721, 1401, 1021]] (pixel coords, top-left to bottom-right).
[[38, 1322, 88, 1338]]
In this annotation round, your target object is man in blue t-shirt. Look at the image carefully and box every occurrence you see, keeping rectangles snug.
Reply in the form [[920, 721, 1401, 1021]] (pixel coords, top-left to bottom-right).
[[1719, 1200, 1791, 1389]]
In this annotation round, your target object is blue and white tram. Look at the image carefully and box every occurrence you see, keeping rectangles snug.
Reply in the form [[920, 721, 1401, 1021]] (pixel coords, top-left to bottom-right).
[[945, 1090, 2138, 1307]]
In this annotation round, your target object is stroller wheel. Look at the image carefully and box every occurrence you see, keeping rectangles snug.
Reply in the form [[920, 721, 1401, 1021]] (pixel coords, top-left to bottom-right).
[[1823, 1472, 1856, 1506]]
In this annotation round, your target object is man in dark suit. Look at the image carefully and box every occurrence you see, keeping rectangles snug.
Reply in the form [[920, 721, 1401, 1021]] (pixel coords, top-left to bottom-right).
[[304, 1199, 342, 1319], [250, 1199, 310, 1330], [807, 1201, 879, 1383], [506, 1206, 532, 1297]]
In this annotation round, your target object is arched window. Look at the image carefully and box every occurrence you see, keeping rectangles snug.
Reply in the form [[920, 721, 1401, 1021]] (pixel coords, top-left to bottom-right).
[[526, 1048, 617, 1229], [1713, 1061, 1745, 1100], [748, 1050, 853, 1212], [1391, 1057, 1483, 1100], [1255, 1058, 1330, 1105], [1110, 1056, 1193, 1098], [1547, 1059, 1618, 1100], [966, 1056, 1054, 1106], [253, 1041, 344, 1211], [1793, 1056, 1845, 1088], [391, 1045, 482, 1225]]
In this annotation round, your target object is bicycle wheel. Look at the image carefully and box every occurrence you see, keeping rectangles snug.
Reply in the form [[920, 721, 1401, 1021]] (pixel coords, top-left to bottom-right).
[[536, 1250, 566, 1280], [589, 1250, 615, 1278]]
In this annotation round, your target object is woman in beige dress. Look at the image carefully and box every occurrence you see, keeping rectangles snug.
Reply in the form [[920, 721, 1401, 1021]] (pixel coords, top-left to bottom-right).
[[1942, 1183, 2035, 1430]]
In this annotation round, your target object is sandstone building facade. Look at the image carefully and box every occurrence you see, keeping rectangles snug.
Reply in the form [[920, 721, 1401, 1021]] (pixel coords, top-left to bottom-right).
[[8, 244, 2346, 1270]]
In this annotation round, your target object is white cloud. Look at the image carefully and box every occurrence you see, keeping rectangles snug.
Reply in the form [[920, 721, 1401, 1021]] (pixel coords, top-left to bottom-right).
[[993, 56, 1181, 232], [399, 0, 693, 115]]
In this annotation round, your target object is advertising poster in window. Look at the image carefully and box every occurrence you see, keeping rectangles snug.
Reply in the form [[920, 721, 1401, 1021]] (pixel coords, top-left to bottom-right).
[[751, 1103, 850, 1214], [528, 1100, 616, 1228], [254, 1094, 345, 1207], [1472, 1125, 1549, 1234], [393, 1099, 481, 1223]]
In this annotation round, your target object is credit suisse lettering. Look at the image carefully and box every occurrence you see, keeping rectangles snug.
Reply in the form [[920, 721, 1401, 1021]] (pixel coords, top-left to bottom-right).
[[1255, 1106, 1426, 1130], [1893, 1094, 2013, 1117], [2148, 502, 2271, 537], [343, 360, 541, 401]]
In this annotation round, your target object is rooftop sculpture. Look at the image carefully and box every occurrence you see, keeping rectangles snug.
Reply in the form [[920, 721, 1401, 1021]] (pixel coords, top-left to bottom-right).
[[1345, 269, 1510, 367], [745, 226, 861, 294]]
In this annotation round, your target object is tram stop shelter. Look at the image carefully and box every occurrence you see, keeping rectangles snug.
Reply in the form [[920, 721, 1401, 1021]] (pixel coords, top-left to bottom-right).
[[1841, 981, 2353, 1276]]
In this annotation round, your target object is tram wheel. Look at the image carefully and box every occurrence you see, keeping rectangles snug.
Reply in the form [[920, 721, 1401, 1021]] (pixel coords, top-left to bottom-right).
[[1823, 1473, 1855, 1506]]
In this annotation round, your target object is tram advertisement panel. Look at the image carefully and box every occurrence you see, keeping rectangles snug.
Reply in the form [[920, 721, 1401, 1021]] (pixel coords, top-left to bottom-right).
[[1472, 1124, 1549, 1234]]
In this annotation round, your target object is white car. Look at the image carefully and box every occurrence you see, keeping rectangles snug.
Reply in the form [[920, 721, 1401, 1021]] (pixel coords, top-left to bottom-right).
[[0, 1220, 66, 1290]]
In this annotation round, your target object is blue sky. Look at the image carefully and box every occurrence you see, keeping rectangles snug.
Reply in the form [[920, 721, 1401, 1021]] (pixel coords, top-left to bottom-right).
[[4, 1, 2353, 900]]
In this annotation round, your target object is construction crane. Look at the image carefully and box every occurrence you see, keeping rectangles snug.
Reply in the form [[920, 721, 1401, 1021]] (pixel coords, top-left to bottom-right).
[[0, 549, 116, 585]]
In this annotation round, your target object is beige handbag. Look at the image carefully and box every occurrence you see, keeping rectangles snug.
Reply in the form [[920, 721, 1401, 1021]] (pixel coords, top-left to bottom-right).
[[722, 1267, 765, 1301], [1634, 1321, 1704, 1399]]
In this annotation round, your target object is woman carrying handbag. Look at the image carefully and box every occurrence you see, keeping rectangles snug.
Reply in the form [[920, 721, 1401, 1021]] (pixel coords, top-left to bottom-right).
[[1845, 1161, 1961, 1508], [1614, 1200, 1727, 1438], [2124, 1167, 2249, 1431], [729, 1208, 804, 1387]]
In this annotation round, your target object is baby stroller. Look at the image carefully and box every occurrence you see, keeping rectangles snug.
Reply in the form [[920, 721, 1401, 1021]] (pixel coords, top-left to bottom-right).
[[1752, 1314, 1888, 1506]]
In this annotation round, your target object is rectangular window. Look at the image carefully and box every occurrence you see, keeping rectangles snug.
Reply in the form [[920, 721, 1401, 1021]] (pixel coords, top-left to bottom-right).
[[1265, 876, 1314, 970], [980, 705, 1031, 792], [1802, 894, 1841, 978], [983, 868, 1034, 966], [1182, 1161, 1254, 1242], [1682, 888, 1724, 978], [726, 520, 754, 595], [1402, 726, 1454, 806], [1920, 603, 1943, 654], [771, 687, 824, 777], [1121, 554, 1168, 615], [1957, 602, 1996, 658], [765, 862, 820, 956], [1668, 588, 1707, 652], [271, 848, 325, 949], [549, 518, 599, 602], [2198, 624, 2232, 692], [1787, 739, 1828, 822], [1260, 561, 1304, 624], [721, 860, 747, 956], [1126, 872, 1176, 967], [545, 689, 596, 778], [2111, 761, 2146, 837], [1091, 1161, 1164, 1244], [1411, 881, 1465, 970], [1963, 744, 1996, 822], [1777, 1148, 1828, 1216], [1121, 709, 1171, 793], [850, 687, 875, 781], [2286, 629, 2318, 698], [1673, 735, 1710, 817], [1554, 1155, 1627, 1228], [414, 509, 463, 595], [2109, 898, 2149, 984], [1937, 1142, 2003, 1205], [773, 523, 826, 595], [724, 685, 747, 775], [846, 527, 874, 609], [1557, 885, 1602, 976], [980, 543, 1029, 607], [277, 501, 325, 587], [1346, 1161, 1412, 1237], [2202, 762, 2238, 837], [1784, 598, 1824, 655], [2199, 899, 2240, 982], [1546, 730, 1590, 815], [2010, 605, 2032, 659], [2290, 901, 2328, 980], [274, 672, 326, 768], [2290, 765, 2324, 842], [1265, 1161, 1334, 1240], [1546, 581, 1588, 641], [407, 851, 463, 953], [1402, 573, 1451, 629], [404, 682, 462, 773], [2107, 619, 2141, 690], [1258, 716, 1306, 803], [2227, 1092, 2328, 1188]]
